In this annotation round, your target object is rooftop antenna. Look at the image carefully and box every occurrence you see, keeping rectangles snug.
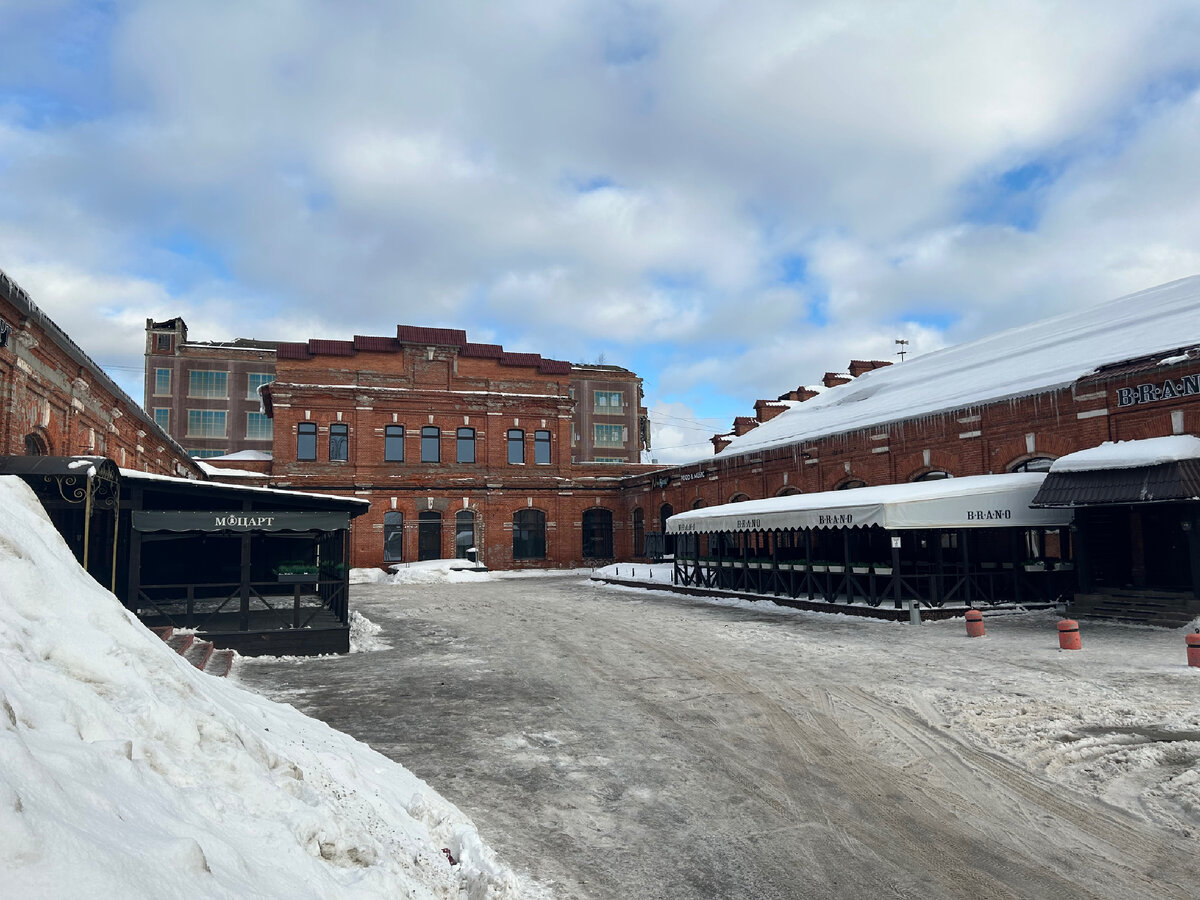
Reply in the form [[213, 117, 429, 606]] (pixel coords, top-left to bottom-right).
[[895, 338, 909, 362]]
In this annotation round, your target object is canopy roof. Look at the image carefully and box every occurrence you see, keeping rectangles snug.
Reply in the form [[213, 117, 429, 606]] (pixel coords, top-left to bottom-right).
[[1034, 437, 1200, 507], [666, 473, 1072, 534]]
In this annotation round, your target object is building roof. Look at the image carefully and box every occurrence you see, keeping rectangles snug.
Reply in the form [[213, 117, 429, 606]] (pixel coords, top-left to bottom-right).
[[717, 276, 1200, 461]]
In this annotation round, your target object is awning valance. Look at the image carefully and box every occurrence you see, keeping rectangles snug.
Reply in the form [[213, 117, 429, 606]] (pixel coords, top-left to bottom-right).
[[666, 473, 1072, 534], [132, 510, 350, 533], [1032, 436, 1200, 507]]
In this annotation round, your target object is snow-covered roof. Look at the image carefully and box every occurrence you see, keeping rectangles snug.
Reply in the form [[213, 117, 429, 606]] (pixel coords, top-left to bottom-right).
[[718, 276, 1200, 459], [208, 449, 273, 461], [667, 473, 1072, 533], [119, 468, 370, 507], [1049, 436, 1200, 473]]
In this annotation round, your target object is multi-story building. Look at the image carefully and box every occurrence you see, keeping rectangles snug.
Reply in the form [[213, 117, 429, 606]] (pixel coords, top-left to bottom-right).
[[569, 363, 650, 463], [144, 318, 278, 458], [258, 325, 655, 569]]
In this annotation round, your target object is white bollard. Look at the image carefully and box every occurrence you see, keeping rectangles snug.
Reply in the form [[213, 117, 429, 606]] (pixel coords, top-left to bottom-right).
[[908, 599, 922, 626]]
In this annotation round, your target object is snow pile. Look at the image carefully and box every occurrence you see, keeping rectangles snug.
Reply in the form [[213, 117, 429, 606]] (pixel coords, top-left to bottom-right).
[[388, 559, 496, 585], [1050, 435, 1200, 472], [0, 476, 523, 899], [348, 610, 391, 653], [349, 567, 391, 584], [718, 276, 1200, 460]]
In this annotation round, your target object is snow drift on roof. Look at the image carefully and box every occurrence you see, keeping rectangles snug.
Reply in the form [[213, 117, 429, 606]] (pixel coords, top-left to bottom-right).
[[1050, 435, 1200, 473], [717, 276, 1200, 460]]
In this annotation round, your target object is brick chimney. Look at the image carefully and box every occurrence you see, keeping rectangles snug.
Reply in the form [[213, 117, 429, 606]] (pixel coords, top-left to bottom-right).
[[848, 359, 893, 377], [732, 416, 759, 436], [754, 399, 789, 422], [822, 372, 851, 388], [777, 386, 820, 402], [711, 433, 734, 453]]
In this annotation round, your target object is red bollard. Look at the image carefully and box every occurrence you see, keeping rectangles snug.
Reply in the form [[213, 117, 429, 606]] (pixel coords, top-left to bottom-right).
[[1186, 632, 1200, 668], [1058, 619, 1081, 650], [965, 609, 985, 638]]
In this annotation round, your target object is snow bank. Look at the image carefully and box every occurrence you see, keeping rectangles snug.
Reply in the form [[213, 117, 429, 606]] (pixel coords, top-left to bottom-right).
[[0, 476, 523, 899], [388, 559, 496, 585]]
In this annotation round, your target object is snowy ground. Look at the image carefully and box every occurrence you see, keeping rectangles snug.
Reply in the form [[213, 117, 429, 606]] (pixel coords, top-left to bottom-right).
[[0, 477, 525, 899], [239, 570, 1200, 899]]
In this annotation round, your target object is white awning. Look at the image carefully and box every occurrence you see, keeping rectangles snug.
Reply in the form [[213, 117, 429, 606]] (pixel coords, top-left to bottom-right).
[[666, 473, 1073, 534]]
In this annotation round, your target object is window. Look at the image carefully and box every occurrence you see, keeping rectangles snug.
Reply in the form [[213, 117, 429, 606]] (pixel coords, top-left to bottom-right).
[[246, 412, 272, 440], [1011, 456, 1054, 473], [187, 370, 227, 398], [154, 368, 171, 395], [534, 430, 551, 465], [247, 373, 275, 399], [507, 429, 525, 464], [153, 408, 170, 431], [632, 508, 645, 556], [421, 426, 440, 462], [914, 470, 952, 481], [329, 423, 348, 461], [187, 409, 226, 437], [594, 424, 625, 447], [385, 425, 404, 462], [187, 449, 226, 459], [837, 479, 866, 490], [383, 512, 404, 562], [297, 422, 317, 460], [455, 510, 475, 558], [457, 427, 476, 463], [513, 509, 546, 559], [593, 456, 625, 462], [156, 333, 171, 352], [582, 508, 614, 558], [594, 390, 624, 412]]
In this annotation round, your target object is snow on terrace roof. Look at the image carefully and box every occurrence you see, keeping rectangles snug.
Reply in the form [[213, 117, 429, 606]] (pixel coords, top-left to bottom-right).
[[666, 473, 1072, 533], [717, 276, 1200, 460], [119, 468, 370, 507], [1049, 435, 1200, 473]]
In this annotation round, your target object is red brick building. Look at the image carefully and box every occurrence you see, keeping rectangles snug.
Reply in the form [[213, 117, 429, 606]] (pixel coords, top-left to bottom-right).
[[260, 326, 655, 569], [627, 278, 1200, 561], [1, 269, 200, 477]]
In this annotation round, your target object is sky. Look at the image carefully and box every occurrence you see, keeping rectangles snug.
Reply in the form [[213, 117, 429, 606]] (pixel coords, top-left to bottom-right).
[[3, 1, 1200, 463]]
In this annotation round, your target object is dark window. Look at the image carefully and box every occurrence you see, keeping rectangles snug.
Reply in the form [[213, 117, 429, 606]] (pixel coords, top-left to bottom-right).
[[837, 479, 866, 490], [455, 510, 475, 558], [582, 508, 613, 558], [534, 430, 551, 465], [660, 503, 675, 556], [329, 423, 348, 461], [457, 427, 476, 463], [385, 425, 404, 461], [1011, 456, 1054, 473], [513, 509, 546, 559], [156, 333, 171, 352], [632, 508, 645, 556], [507, 429, 525, 464], [421, 426, 440, 462], [914, 470, 952, 481], [297, 422, 317, 460], [383, 512, 404, 562]]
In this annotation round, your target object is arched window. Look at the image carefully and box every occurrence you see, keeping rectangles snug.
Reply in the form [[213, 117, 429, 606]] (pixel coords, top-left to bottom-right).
[[384, 425, 404, 462], [1011, 456, 1054, 473], [914, 470, 952, 481], [383, 511, 404, 562], [534, 430, 552, 465], [421, 426, 440, 463], [632, 508, 645, 556], [329, 423, 348, 461], [777, 486, 801, 496], [582, 508, 614, 558], [729, 492, 750, 503], [692, 498, 706, 509], [418, 510, 442, 560], [297, 422, 317, 461], [513, 509, 546, 559], [23, 431, 48, 456], [455, 509, 476, 558], [508, 429, 525, 464], [836, 479, 866, 490], [457, 427, 476, 463]]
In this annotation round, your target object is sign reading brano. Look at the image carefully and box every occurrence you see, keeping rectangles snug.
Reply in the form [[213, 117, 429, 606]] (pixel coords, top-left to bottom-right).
[[132, 510, 350, 532]]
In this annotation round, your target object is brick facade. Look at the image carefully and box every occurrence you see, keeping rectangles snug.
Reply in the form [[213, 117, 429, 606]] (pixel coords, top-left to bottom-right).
[[260, 327, 655, 569], [1, 270, 200, 477]]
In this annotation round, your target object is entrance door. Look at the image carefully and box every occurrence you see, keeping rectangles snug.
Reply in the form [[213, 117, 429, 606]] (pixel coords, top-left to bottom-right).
[[418, 511, 442, 561]]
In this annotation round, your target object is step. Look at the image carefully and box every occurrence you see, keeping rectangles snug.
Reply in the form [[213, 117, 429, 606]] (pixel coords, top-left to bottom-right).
[[183, 639, 215, 671], [167, 633, 194, 654], [204, 649, 235, 677]]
